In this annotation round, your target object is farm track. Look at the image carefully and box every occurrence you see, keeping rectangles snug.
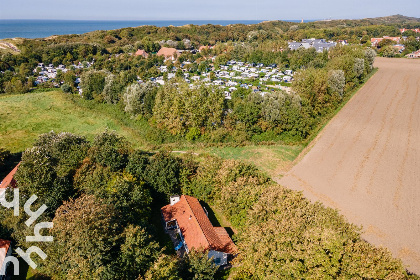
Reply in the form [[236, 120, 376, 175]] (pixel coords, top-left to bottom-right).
[[277, 57, 420, 274]]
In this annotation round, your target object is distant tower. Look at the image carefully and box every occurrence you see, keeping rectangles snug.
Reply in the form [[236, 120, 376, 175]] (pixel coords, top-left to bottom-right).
[[301, 19, 304, 23]]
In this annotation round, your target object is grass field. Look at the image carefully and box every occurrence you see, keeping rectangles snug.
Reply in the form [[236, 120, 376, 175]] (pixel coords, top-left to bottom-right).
[[0, 90, 304, 176], [0, 91, 150, 153], [196, 144, 303, 177]]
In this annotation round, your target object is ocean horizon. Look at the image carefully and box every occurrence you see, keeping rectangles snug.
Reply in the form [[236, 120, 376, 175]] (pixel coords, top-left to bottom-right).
[[0, 19, 315, 39]]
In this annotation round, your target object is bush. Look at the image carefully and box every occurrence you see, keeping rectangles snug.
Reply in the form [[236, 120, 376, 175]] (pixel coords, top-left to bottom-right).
[[61, 83, 72, 93]]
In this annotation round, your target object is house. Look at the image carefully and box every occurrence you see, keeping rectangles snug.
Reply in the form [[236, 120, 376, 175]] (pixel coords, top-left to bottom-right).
[[400, 28, 420, 34], [157, 47, 179, 61], [406, 50, 420, 58], [288, 39, 336, 52], [198, 46, 211, 52], [161, 195, 237, 266], [371, 36, 401, 47], [134, 49, 148, 58], [393, 44, 405, 53], [0, 163, 20, 189], [0, 239, 12, 280]]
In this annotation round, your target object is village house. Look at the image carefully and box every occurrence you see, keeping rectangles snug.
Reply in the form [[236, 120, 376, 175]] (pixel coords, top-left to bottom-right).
[[288, 38, 336, 52], [161, 195, 237, 266], [400, 28, 420, 34], [406, 50, 420, 58], [157, 47, 181, 61], [134, 49, 148, 58], [370, 36, 401, 47], [0, 239, 12, 280]]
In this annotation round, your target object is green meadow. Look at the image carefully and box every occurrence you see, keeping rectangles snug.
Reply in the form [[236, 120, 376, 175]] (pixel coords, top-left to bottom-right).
[[0, 90, 303, 176]]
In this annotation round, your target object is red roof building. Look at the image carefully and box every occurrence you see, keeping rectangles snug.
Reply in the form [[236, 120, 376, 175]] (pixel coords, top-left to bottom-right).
[[406, 50, 420, 58], [161, 195, 236, 264], [134, 49, 148, 58], [371, 36, 401, 47], [0, 239, 12, 277], [0, 163, 20, 189], [157, 47, 180, 60], [400, 28, 420, 34]]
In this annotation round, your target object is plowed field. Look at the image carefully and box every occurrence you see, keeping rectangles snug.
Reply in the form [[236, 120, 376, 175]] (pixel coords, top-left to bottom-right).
[[279, 57, 420, 274]]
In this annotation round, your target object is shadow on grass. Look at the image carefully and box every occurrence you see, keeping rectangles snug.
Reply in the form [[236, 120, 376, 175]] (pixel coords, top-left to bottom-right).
[[200, 201, 235, 239], [10, 258, 51, 280]]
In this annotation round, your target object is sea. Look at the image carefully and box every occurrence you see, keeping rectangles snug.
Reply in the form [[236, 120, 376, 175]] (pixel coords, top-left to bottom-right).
[[0, 19, 313, 40]]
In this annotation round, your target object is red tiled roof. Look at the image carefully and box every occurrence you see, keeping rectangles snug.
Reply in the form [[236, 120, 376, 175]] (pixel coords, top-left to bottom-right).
[[0, 239, 11, 270], [0, 163, 20, 189], [135, 49, 148, 57], [157, 47, 177, 58], [161, 195, 237, 254]]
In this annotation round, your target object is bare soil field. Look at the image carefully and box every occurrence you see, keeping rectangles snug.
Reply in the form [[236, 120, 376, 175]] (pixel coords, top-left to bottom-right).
[[278, 57, 420, 274]]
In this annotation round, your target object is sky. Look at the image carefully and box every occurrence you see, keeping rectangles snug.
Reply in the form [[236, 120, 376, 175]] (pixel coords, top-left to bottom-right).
[[1, 0, 419, 21]]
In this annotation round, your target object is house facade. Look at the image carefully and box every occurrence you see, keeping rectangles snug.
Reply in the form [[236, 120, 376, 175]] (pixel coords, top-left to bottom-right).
[[161, 195, 237, 266], [406, 50, 420, 58]]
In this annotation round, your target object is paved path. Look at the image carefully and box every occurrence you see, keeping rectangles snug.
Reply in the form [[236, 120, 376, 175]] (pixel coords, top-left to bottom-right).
[[278, 57, 420, 274]]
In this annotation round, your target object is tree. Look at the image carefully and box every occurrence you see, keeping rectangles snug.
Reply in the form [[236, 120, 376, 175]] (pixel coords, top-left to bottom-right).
[[328, 70, 345, 96], [126, 150, 150, 181], [145, 255, 182, 280], [15, 132, 89, 213], [123, 82, 158, 118], [102, 74, 122, 104], [233, 92, 263, 131], [364, 48, 376, 71], [145, 152, 183, 199], [179, 249, 218, 280], [152, 81, 225, 136], [61, 83, 72, 93], [43, 195, 119, 279], [89, 131, 130, 171], [353, 58, 365, 79], [80, 70, 108, 100], [119, 225, 161, 279]]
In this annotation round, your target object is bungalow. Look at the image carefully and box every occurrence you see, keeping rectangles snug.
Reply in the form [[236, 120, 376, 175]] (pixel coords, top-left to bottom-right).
[[0, 163, 20, 189], [161, 195, 237, 266], [134, 49, 149, 58], [0, 239, 12, 280]]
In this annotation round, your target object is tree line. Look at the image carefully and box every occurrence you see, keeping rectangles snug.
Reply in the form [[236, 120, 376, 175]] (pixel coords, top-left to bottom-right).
[[0, 131, 415, 279]]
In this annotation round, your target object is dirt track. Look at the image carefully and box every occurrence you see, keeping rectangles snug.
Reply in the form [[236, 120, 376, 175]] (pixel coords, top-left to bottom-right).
[[278, 57, 420, 274]]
